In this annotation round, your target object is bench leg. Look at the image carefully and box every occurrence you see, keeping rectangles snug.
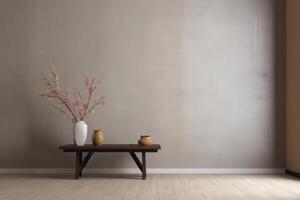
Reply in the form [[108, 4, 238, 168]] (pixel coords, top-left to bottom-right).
[[142, 152, 146, 179], [75, 152, 81, 179], [80, 152, 94, 174], [129, 152, 147, 180], [79, 152, 82, 177]]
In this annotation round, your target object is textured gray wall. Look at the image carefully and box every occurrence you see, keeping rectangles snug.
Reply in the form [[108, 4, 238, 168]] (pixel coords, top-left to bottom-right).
[[0, 0, 285, 168]]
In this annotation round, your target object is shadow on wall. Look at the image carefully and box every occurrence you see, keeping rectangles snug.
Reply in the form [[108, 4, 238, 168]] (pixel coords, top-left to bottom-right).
[[273, 0, 286, 168]]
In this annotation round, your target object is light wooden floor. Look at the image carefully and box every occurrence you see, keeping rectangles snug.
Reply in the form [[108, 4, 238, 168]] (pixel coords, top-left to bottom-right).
[[0, 174, 299, 200]]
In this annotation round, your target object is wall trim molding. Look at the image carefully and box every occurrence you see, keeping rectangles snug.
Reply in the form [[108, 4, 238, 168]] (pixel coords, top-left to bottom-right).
[[0, 168, 285, 174]]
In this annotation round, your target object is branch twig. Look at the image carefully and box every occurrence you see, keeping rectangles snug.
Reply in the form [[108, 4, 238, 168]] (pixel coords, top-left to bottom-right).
[[37, 68, 106, 123]]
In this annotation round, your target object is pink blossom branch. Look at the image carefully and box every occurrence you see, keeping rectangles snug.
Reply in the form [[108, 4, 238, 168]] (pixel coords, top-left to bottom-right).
[[87, 97, 105, 114], [48, 103, 76, 123], [37, 67, 106, 123]]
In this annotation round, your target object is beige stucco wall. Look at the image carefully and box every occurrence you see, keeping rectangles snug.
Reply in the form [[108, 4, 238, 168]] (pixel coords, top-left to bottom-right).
[[287, 0, 300, 173], [0, 0, 285, 169]]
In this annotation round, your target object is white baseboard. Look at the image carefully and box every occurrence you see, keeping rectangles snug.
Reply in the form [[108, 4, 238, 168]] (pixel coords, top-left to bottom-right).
[[0, 168, 285, 174]]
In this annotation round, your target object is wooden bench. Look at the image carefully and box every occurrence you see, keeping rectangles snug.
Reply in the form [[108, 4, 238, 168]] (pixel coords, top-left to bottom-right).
[[59, 144, 161, 179]]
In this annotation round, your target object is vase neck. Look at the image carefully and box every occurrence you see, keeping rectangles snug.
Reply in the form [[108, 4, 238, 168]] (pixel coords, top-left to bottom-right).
[[75, 120, 86, 124]]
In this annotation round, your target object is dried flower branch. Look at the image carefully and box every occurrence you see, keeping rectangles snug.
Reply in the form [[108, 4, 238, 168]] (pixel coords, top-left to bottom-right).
[[37, 67, 106, 123]]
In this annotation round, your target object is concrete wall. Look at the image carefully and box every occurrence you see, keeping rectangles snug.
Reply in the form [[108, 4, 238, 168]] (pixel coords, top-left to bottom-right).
[[0, 0, 285, 169], [286, 0, 300, 173]]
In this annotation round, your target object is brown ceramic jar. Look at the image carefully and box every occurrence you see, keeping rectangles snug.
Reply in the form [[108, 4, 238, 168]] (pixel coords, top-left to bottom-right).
[[92, 129, 104, 145], [138, 135, 153, 146]]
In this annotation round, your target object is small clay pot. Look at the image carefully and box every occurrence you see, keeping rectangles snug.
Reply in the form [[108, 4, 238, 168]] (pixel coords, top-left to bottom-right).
[[138, 135, 153, 146], [92, 130, 104, 145]]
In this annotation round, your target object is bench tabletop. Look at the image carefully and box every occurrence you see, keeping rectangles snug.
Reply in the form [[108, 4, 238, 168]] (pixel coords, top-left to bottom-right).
[[59, 144, 161, 152]]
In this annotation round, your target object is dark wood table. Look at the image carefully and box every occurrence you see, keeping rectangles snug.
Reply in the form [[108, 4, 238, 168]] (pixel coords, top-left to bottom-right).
[[59, 144, 161, 179]]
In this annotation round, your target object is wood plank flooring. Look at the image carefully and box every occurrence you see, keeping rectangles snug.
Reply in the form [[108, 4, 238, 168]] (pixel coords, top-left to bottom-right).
[[0, 174, 299, 200]]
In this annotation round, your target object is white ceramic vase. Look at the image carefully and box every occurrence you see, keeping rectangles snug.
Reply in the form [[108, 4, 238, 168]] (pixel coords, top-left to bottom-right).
[[73, 121, 87, 146]]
